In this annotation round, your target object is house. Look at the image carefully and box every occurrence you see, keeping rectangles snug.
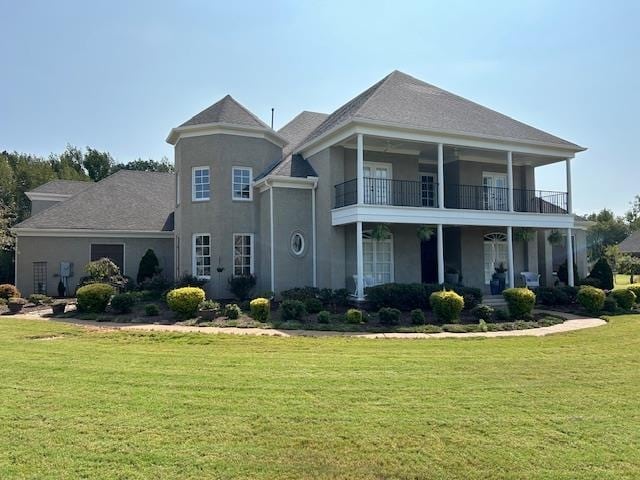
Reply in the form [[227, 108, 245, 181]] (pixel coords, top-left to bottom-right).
[[13, 70, 588, 298], [619, 231, 640, 256]]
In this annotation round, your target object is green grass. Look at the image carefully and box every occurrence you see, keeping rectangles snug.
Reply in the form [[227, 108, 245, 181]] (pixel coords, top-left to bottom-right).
[[615, 274, 636, 289], [0, 317, 639, 479]]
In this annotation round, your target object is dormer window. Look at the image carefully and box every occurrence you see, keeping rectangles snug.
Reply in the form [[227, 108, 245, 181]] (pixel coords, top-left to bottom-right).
[[192, 167, 210, 201], [232, 167, 252, 201]]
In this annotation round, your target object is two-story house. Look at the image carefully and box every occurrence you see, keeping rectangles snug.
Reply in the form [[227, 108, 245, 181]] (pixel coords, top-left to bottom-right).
[[13, 71, 588, 299]]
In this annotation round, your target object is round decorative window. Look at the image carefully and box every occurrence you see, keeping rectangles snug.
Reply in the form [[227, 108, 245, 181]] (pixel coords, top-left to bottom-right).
[[290, 232, 305, 256]]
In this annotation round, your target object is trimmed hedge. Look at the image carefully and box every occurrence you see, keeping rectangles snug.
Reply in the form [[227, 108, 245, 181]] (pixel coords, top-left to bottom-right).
[[429, 290, 464, 323], [317, 310, 331, 324], [304, 298, 323, 314], [611, 289, 636, 310], [249, 298, 270, 322], [410, 309, 425, 325], [345, 309, 363, 324], [77, 283, 115, 313], [503, 288, 536, 319], [626, 284, 640, 303], [280, 299, 306, 321], [166, 287, 205, 318], [471, 304, 494, 321], [378, 307, 401, 326], [110, 293, 136, 313], [365, 282, 482, 311], [577, 286, 605, 313]]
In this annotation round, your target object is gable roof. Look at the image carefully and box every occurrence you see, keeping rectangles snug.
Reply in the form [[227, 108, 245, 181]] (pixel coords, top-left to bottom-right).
[[298, 70, 583, 152], [179, 94, 270, 129], [619, 231, 640, 254], [14, 170, 175, 232], [28, 179, 92, 196]]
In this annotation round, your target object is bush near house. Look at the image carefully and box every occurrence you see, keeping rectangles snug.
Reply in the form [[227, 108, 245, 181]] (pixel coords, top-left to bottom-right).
[[0, 284, 20, 300], [227, 275, 256, 301], [430, 290, 464, 323], [144, 304, 160, 317], [166, 287, 205, 318], [378, 307, 401, 326], [304, 298, 323, 314], [28, 294, 52, 306], [317, 310, 331, 324], [410, 309, 425, 325], [137, 249, 160, 284], [280, 300, 306, 321], [503, 288, 536, 319], [577, 286, 606, 313], [225, 303, 242, 320], [249, 298, 269, 322], [110, 293, 136, 314], [77, 283, 115, 313], [626, 284, 640, 303], [611, 289, 636, 310], [586, 258, 614, 290], [471, 304, 494, 321], [536, 287, 570, 306], [365, 283, 482, 311], [280, 287, 319, 302], [345, 309, 363, 324]]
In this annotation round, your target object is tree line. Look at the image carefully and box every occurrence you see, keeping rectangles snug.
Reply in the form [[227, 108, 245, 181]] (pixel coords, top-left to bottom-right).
[[0, 145, 174, 283]]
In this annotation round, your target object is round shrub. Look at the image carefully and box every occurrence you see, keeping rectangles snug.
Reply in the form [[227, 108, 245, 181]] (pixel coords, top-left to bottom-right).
[[577, 286, 605, 314], [378, 307, 401, 326], [317, 310, 331, 324], [502, 288, 536, 319], [462, 293, 480, 310], [536, 287, 569, 306], [144, 304, 160, 316], [603, 296, 618, 313], [626, 284, 640, 303], [280, 299, 306, 321], [611, 289, 636, 310], [110, 292, 136, 313], [166, 287, 205, 318], [429, 290, 464, 323], [587, 258, 614, 290], [471, 304, 494, 321], [77, 283, 115, 313], [410, 308, 425, 325], [0, 284, 20, 300], [494, 308, 510, 322], [225, 303, 242, 320], [249, 298, 270, 322], [345, 308, 363, 324], [304, 297, 323, 314]]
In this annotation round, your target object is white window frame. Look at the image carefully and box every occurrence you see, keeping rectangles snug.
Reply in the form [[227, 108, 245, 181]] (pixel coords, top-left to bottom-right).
[[362, 231, 394, 285], [232, 166, 253, 201], [192, 166, 210, 202], [192, 233, 211, 279], [232, 233, 254, 276], [420, 172, 438, 207], [483, 232, 508, 284], [290, 231, 306, 257]]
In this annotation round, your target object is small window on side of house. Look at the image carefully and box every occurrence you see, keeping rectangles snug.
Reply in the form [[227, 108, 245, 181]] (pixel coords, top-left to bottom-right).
[[192, 167, 210, 201], [232, 167, 252, 201]]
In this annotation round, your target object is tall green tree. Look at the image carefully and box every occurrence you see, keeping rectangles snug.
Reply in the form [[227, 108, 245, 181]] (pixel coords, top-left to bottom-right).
[[83, 148, 113, 181], [586, 209, 629, 261], [624, 195, 640, 233], [111, 157, 174, 174]]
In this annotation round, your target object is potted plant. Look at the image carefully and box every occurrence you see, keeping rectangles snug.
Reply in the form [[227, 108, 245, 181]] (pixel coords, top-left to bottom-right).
[[197, 300, 220, 321], [57, 279, 66, 297], [444, 267, 460, 284], [7, 297, 27, 314], [416, 225, 435, 241], [371, 224, 391, 241], [547, 230, 563, 245], [51, 300, 67, 315], [493, 263, 508, 293]]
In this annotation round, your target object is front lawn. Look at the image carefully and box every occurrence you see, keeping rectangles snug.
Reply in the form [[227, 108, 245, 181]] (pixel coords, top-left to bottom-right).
[[0, 316, 638, 479]]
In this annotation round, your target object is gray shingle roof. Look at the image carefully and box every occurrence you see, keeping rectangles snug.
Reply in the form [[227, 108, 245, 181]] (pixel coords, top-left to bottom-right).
[[299, 70, 582, 150], [619, 231, 640, 254], [279, 111, 329, 156], [29, 179, 92, 195], [179, 94, 270, 129], [15, 170, 175, 232]]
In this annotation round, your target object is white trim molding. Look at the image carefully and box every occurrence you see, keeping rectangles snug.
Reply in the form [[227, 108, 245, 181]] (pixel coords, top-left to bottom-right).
[[255, 175, 318, 192], [166, 122, 288, 148], [231, 166, 254, 201], [25, 192, 74, 202], [12, 228, 174, 238], [232, 233, 255, 276]]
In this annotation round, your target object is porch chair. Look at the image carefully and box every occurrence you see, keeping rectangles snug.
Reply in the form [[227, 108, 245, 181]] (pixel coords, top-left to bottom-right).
[[352, 275, 376, 296], [520, 271, 541, 289]]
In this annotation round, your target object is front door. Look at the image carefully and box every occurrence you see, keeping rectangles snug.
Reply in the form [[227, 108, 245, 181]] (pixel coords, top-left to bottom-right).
[[421, 236, 438, 283], [364, 162, 392, 205], [483, 173, 508, 211]]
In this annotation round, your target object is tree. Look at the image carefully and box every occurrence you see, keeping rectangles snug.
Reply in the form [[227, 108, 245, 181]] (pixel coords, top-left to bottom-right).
[[625, 195, 640, 233], [586, 257, 614, 290], [111, 157, 175, 174], [83, 148, 113, 181], [618, 255, 640, 284], [137, 249, 160, 284], [586, 209, 629, 261]]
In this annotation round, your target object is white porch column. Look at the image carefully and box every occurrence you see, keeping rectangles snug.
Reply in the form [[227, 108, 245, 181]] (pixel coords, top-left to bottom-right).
[[507, 151, 514, 212], [437, 223, 445, 284], [507, 226, 515, 287], [566, 158, 573, 214], [357, 134, 364, 205], [356, 221, 364, 300], [566, 228, 575, 286], [437, 143, 445, 209]]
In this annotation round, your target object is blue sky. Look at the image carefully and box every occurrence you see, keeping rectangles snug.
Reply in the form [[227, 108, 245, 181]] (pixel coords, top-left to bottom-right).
[[1, 0, 638, 215]]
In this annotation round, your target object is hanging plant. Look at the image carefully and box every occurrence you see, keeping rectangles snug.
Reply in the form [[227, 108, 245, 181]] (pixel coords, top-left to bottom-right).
[[417, 225, 435, 241], [547, 230, 563, 245], [514, 227, 535, 243], [370, 224, 391, 241]]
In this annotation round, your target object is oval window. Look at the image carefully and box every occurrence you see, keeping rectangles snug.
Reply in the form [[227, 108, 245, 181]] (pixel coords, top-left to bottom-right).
[[290, 232, 305, 256]]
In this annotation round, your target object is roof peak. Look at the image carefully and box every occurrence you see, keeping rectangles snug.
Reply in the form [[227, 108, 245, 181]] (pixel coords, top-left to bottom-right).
[[179, 95, 270, 129]]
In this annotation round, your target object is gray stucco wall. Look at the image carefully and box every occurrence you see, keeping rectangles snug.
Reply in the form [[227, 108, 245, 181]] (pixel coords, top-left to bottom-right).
[[16, 236, 174, 297]]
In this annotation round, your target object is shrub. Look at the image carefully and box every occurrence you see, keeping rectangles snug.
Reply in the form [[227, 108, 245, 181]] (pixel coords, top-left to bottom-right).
[[83, 258, 128, 291], [174, 274, 208, 289], [139, 275, 172, 294], [626, 284, 640, 303], [378, 307, 401, 326], [280, 299, 306, 321], [366, 283, 428, 310], [478, 319, 488, 332], [238, 300, 251, 312], [77, 283, 115, 313], [462, 293, 480, 310], [577, 286, 605, 313], [166, 287, 205, 318], [249, 298, 270, 322], [603, 296, 618, 313], [560, 286, 579, 304], [227, 275, 256, 300], [447, 285, 483, 309], [502, 288, 536, 319], [429, 290, 464, 323], [304, 298, 323, 314], [0, 298, 6, 306], [0, 284, 20, 300], [280, 287, 319, 302], [580, 277, 602, 288], [110, 293, 136, 313], [317, 310, 331, 324], [332, 289, 350, 306], [318, 288, 334, 305], [494, 308, 510, 322], [611, 289, 636, 310], [587, 258, 614, 290], [225, 303, 242, 320], [144, 304, 160, 316], [471, 304, 494, 321], [345, 308, 363, 324], [558, 260, 579, 286], [137, 249, 160, 284], [28, 294, 52, 305], [536, 287, 569, 306], [410, 309, 425, 325]]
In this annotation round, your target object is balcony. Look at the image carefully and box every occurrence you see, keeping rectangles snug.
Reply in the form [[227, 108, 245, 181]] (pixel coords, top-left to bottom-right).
[[334, 177, 567, 214]]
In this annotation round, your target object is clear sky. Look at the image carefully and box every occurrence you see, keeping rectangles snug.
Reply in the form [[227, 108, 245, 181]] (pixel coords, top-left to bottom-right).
[[1, 0, 638, 216]]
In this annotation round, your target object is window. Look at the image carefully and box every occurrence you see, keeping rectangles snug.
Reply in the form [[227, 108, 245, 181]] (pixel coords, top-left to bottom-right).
[[363, 232, 394, 284], [290, 232, 305, 256], [33, 262, 47, 294], [192, 167, 210, 201], [193, 234, 211, 278], [232, 167, 252, 200], [421, 174, 437, 207], [233, 234, 254, 276], [91, 244, 124, 272], [483, 233, 508, 284]]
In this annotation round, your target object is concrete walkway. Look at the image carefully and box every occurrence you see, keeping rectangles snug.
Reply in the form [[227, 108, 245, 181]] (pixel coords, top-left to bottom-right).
[[13, 309, 607, 339]]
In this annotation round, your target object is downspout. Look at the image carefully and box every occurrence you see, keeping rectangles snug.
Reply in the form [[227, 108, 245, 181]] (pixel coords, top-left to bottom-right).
[[13, 235, 18, 288], [269, 181, 275, 293], [311, 178, 318, 287]]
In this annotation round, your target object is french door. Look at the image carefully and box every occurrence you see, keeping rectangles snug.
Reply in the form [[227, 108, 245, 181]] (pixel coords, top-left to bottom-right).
[[421, 174, 437, 207], [363, 237, 394, 285], [483, 233, 508, 284], [482, 173, 508, 211], [364, 163, 392, 205]]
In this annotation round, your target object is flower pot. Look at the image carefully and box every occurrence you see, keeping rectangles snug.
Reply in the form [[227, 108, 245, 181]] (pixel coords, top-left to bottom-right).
[[490, 280, 500, 295], [8, 301, 26, 314], [198, 309, 219, 321], [52, 303, 66, 315]]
